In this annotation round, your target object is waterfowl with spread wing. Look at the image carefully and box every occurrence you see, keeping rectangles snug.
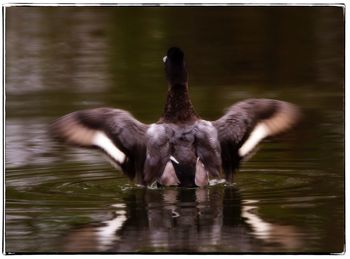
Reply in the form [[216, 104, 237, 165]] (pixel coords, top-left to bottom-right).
[[51, 47, 300, 187]]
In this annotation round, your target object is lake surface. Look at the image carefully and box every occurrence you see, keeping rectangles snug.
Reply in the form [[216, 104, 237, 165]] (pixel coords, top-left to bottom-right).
[[5, 6, 344, 253]]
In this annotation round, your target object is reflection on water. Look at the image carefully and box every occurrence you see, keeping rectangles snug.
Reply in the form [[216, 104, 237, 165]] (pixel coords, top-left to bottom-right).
[[63, 187, 303, 253], [5, 6, 344, 253]]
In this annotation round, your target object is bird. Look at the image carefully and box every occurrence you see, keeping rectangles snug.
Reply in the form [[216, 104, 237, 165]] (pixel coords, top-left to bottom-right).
[[50, 47, 300, 188]]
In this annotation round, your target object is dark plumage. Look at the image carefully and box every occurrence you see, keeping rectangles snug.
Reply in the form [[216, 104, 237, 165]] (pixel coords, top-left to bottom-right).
[[50, 47, 300, 187]]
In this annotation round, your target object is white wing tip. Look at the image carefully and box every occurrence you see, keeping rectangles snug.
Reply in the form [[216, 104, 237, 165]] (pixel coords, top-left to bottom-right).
[[238, 102, 300, 158], [238, 123, 269, 157], [92, 131, 126, 164]]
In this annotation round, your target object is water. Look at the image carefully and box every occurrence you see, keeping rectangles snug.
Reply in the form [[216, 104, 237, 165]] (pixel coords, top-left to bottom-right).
[[5, 6, 344, 253]]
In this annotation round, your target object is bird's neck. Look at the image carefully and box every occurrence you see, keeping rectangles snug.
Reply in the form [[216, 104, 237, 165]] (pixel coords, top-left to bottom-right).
[[161, 83, 198, 123]]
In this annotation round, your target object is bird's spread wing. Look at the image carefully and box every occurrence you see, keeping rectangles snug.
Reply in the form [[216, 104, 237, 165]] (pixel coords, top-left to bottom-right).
[[212, 99, 300, 180], [50, 108, 148, 181]]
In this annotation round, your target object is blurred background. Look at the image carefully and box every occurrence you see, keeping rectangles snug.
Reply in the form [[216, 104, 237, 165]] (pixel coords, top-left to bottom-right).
[[5, 6, 344, 253]]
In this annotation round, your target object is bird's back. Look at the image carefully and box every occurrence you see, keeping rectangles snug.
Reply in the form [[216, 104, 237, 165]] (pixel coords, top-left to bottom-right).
[[144, 120, 222, 187]]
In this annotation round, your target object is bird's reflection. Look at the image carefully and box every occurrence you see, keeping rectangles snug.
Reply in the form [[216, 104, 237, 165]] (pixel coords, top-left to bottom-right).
[[63, 186, 302, 253]]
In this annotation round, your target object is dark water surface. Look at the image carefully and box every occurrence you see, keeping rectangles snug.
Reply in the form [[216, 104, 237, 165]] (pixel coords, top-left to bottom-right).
[[5, 6, 344, 253]]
